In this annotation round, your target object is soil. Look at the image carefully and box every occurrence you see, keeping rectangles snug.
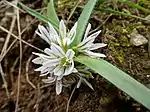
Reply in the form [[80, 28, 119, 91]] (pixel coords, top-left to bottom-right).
[[0, 0, 150, 112]]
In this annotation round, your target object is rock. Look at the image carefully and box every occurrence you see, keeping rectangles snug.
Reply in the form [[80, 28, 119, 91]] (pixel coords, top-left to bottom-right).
[[130, 29, 148, 46]]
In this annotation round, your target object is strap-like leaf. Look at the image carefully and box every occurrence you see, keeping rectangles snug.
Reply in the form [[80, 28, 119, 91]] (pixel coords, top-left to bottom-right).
[[71, 0, 97, 46], [47, 0, 59, 25], [19, 2, 59, 30], [75, 56, 150, 109]]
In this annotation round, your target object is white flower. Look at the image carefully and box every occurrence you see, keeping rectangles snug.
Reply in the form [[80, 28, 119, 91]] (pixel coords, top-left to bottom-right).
[[32, 43, 76, 94], [33, 20, 107, 95], [36, 20, 77, 47], [77, 23, 107, 58]]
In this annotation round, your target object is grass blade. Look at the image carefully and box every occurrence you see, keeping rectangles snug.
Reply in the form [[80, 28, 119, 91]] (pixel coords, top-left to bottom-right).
[[47, 0, 59, 25], [75, 56, 150, 109], [67, 0, 80, 23], [120, 0, 150, 14], [71, 0, 97, 46], [19, 2, 59, 30], [95, 8, 150, 22]]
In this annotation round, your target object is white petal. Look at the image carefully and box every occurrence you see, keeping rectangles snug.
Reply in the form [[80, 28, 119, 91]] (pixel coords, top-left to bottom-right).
[[41, 66, 52, 73], [44, 48, 52, 55], [44, 48, 60, 58], [89, 43, 107, 50], [40, 67, 48, 74], [54, 66, 64, 76], [56, 80, 62, 95], [47, 22, 59, 39], [44, 48, 55, 57], [65, 49, 75, 60], [32, 52, 50, 59], [36, 30, 51, 45], [78, 31, 101, 48], [59, 20, 66, 38], [67, 22, 77, 42], [64, 60, 74, 76], [48, 66, 55, 73], [38, 25, 51, 44], [35, 66, 43, 71], [83, 23, 91, 40], [78, 42, 92, 50], [88, 30, 101, 40], [42, 76, 56, 83], [85, 50, 106, 58], [47, 23, 61, 45], [84, 30, 101, 45], [40, 66, 55, 76], [51, 43, 65, 57], [38, 25, 49, 38], [40, 72, 49, 76], [32, 57, 43, 64], [63, 38, 71, 46], [43, 58, 61, 67]]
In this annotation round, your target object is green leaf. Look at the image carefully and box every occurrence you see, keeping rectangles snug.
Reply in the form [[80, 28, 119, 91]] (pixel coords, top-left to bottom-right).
[[75, 56, 150, 109], [47, 0, 59, 25], [19, 2, 59, 30], [71, 0, 97, 46]]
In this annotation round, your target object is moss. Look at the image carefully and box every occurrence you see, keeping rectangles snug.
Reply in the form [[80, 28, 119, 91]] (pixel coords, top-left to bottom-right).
[[108, 41, 125, 64], [106, 20, 137, 64], [99, 96, 113, 106], [139, 0, 150, 9]]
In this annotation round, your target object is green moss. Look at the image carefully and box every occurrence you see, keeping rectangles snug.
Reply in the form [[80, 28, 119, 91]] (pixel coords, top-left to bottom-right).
[[99, 96, 113, 106], [108, 41, 125, 64], [139, 0, 150, 8], [106, 21, 136, 64]]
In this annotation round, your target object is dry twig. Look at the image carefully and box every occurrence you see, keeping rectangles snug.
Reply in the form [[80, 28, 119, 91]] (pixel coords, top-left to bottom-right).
[[0, 39, 17, 62], [0, 6, 16, 57], [0, 64, 10, 98], [0, 25, 43, 52], [66, 85, 76, 112], [89, 14, 112, 34], [35, 84, 40, 112], [15, 0, 22, 111], [4, 0, 25, 13], [26, 55, 36, 89], [0, 0, 17, 101]]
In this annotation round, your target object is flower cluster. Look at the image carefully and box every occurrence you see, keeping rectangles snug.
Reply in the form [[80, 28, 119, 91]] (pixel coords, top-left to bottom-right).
[[32, 20, 106, 94]]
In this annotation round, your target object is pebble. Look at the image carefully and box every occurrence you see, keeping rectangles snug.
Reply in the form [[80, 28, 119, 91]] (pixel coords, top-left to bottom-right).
[[130, 29, 148, 46], [0, 38, 4, 42]]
